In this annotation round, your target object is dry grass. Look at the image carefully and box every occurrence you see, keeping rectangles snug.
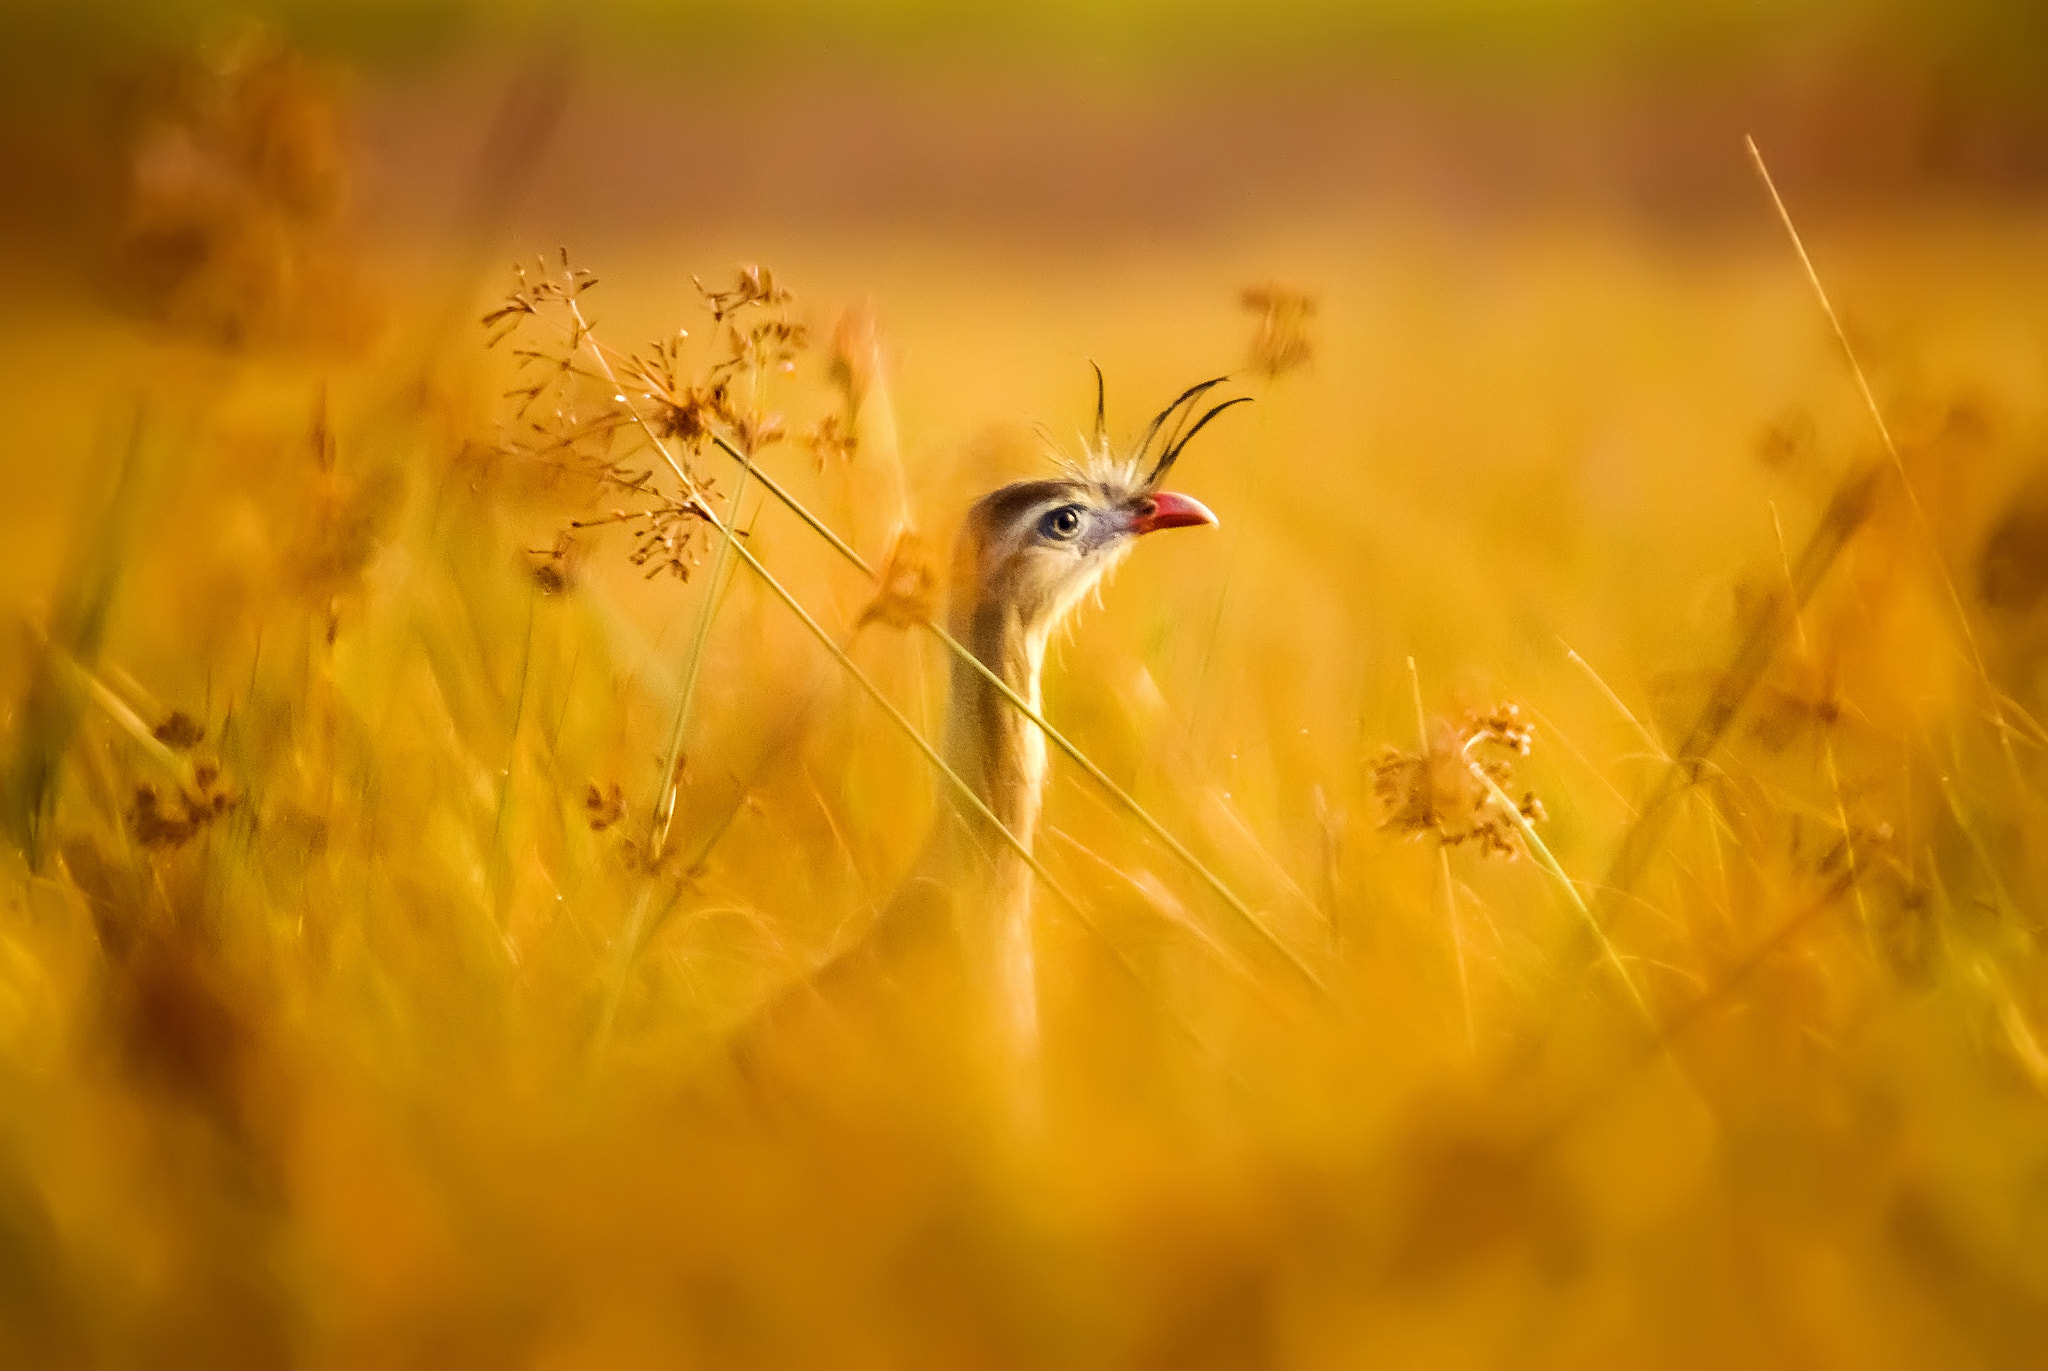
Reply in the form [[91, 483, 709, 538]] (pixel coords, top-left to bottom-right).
[[1, 108, 2047, 1365]]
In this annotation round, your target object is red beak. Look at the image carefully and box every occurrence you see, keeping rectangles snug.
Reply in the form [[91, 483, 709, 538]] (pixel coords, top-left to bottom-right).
[[1129, 490, 1219, 535]]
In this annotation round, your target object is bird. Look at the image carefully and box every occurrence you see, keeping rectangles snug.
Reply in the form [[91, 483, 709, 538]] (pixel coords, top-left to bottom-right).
[[734, 371, 1245, 1112]]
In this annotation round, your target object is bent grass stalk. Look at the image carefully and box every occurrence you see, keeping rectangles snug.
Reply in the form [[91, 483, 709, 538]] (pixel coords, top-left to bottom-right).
[[1411, 656, 1474, 1052]]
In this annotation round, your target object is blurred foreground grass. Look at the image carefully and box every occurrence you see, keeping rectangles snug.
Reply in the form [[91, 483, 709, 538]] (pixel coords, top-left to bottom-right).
[[2, 160, 2048, 1366]]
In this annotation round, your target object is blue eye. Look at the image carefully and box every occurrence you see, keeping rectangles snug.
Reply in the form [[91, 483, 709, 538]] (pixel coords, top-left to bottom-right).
[[1039, 504, 1084, 541]]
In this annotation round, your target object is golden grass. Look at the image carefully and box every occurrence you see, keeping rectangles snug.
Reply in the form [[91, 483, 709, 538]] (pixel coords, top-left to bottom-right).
[[0, 179, 2046, 1367]]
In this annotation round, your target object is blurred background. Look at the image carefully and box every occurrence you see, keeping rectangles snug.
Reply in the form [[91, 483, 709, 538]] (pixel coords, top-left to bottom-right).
[[7, 0, 2048, 283], [3, 2, 2048, 1367]]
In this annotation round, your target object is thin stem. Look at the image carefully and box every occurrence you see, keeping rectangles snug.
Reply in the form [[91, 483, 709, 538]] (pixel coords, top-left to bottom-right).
[[1411, 657, 1474, 1052], [62, 652, 195, 790], [708, 429, 875, 574], [1746, 135, 2020, 780], [1464, 737, 1651, 1025], [651, 476, 752, 858], [1561, 639, 1670, 764], [566, 304, 741, 1049], [1770, 500, 1876, 962], [563, 303, 757, 864]]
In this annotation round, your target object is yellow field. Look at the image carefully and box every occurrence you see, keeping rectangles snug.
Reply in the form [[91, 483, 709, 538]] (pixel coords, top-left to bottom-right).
[[2, 144, 2047, 1366]]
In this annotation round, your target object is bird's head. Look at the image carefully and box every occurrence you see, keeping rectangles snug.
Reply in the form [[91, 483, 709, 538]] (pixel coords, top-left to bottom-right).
[[952, 373, 1242, 646]]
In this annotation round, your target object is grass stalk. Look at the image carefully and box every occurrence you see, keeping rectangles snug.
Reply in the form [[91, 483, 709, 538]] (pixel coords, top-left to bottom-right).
[[1746, 135, 2022, 783], [1769, 501, 1877, 961], [2, 409, 150, 866], [569, 303, 755, 1050], [1463, 735, 1651, 1026], [650, 480, 753, 859], [1411, 657, 1475, 1052], [63, 652, 197, 790]]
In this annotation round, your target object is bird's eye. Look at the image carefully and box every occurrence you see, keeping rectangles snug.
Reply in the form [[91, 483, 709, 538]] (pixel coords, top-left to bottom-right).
[[1039, 504, 1085, 541]]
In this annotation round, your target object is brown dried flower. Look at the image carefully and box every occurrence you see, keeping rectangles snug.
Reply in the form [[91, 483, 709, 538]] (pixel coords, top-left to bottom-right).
[[859, 529, 941, 629], [584, 782, 626, 832], [828, 300, 886, 417], [128, 764, 238, 850], [802, 412, 858, 468], [1241, 282, 1319, 380], [1374, 703, 1546, 860], [527, 533, 582, 595], [695, 263, 790, 322], [484, 254, 822, 586], [152, 712, 205, 750]]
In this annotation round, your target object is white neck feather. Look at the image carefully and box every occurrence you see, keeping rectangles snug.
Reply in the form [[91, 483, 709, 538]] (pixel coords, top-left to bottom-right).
[[941, 597, 1051, 1111]]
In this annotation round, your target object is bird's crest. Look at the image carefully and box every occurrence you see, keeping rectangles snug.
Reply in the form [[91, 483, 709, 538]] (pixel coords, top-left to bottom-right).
[[1061, 365, 1252, 497]]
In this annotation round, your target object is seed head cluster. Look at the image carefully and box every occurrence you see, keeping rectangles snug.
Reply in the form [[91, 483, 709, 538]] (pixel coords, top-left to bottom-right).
[[859, 529, 942, 629], [1374, 703, 1547, 859], [484, 254, 834, 582], [1241, 282, 1319, 380], [128, 714, 238, 850]]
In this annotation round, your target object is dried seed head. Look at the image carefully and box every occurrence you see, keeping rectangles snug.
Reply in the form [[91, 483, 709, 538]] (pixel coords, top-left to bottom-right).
[[127, 761, 238, 851], [802, 412, 858, 468], [527, 533, 583, 595], [1374, 702, 1546, 860], [859, 529, 941, 629], [828, 301, 885, 416], [482, 256, 833, 589], [585, 782, 626, 832], [153, 712, 205, 750], [695, 263, 791, 322], [1241, 282, 1319, 380]]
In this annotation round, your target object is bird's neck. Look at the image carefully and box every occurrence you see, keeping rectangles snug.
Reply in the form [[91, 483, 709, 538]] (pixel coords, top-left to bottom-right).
[[943, 598, 1051, 847], [941, 590, 1048, 1114]]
